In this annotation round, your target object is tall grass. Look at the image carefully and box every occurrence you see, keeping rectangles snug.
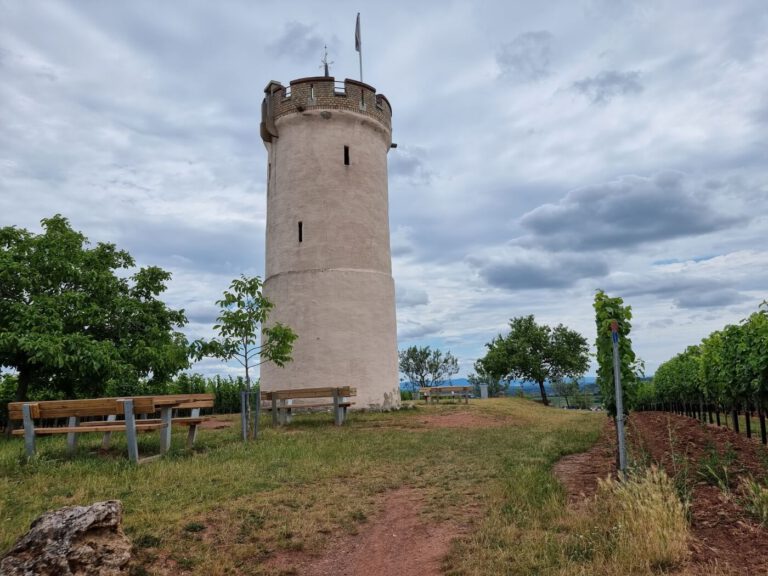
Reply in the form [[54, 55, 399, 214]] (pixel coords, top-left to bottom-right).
[[564, 467, 689, 573]]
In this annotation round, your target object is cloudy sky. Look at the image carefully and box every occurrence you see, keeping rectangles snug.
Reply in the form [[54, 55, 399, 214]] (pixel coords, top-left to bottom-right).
[[2, 1, 766, 378]]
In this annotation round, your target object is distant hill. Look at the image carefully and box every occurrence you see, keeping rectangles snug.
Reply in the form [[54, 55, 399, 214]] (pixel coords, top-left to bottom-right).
[[400, 376, 599, 394]]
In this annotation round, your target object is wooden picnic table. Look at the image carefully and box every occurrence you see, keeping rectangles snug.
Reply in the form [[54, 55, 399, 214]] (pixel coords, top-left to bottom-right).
[[8, 393, 215, 464]]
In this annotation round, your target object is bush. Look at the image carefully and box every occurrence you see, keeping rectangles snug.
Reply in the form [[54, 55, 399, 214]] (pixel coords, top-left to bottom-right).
[[0, 374, 17, 432]]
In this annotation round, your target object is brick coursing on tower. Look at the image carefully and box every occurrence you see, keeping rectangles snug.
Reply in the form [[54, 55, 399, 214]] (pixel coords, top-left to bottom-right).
[[264, 77, 392, 130]]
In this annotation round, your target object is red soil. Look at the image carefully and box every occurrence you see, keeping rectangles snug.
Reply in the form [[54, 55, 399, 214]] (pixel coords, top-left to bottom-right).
[[264, 488, 456, 576], [555, 411, 768, 575]]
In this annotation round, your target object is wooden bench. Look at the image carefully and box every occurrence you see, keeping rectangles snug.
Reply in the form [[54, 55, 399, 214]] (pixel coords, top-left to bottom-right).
[[8, 393, 215, 464], [261, 387, 356, 426], [419, 386, 472, 404], [102, 393, 215, 449]]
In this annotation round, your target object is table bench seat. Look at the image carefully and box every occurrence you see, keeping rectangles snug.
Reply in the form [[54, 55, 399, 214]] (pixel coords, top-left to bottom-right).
[[12, 422, 166, 435]]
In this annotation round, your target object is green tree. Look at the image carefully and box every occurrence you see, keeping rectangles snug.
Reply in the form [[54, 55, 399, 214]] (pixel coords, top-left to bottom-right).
[[0, 215, 190, 401], [477, 315, 589, 406], [398, 345, 459, 391], [468, 363, 506, 397], [552, 378, 580, 408], [593, 290, 641, 416], [191, 275, 297, 439]]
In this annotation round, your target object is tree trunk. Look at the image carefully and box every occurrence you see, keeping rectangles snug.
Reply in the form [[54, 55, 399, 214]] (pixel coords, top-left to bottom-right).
[[15, 365, 33, 402], [745, 403, 752, 439], [537, 380, 549, 406], [244, 361, 252, 440]]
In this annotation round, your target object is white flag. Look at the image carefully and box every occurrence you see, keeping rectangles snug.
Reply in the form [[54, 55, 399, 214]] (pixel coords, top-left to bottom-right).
[[355, 13, 361, 52]]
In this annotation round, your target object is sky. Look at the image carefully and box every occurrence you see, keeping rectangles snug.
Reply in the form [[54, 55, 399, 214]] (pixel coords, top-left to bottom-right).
[[1, 1, 767, 379]]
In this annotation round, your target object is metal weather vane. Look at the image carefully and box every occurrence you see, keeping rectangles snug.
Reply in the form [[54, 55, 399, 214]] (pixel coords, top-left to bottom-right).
[[320, 45, 334, 77]]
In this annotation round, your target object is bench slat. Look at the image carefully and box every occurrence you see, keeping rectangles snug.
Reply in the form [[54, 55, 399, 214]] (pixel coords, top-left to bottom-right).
[[12, 422, 166, 435], [261, 387, 356, 401], [263, 402, 354, 411], [8, 398, 157, 420], [8, 394, 215, 422]]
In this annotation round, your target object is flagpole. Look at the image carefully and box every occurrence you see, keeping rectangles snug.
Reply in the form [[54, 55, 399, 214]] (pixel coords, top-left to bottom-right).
[[359, 44, 363, 83]]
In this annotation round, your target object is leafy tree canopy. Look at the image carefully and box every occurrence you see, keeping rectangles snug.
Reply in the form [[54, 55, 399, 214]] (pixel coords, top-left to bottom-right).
[[0, 215, 190, 401], [398, 345, 459, 390], [477, 315, 589, 406]]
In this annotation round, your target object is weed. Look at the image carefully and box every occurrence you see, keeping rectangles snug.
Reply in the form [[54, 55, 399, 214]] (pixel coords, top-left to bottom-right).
[[666, 420, 693, 508], [132, 534, 161, 549], [183, 522, 205, 533], [698, 442, 736, 491], [740, 477, 768, 525], [565, 467, 689, 573], [175, 556, 196, 570]]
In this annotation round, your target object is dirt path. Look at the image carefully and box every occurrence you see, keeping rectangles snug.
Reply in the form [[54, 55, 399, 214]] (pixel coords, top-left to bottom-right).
[[265, 488, 456, 576], [553, 420, 616, 503], [263, 410, 501, 575]]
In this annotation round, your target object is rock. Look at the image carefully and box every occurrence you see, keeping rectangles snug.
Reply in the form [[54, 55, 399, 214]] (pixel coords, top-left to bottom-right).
[[0, 500, 132, 576]]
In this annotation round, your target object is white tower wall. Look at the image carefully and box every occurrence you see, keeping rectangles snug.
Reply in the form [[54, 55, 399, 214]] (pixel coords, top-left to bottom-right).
[[260, 77, 400, 409]]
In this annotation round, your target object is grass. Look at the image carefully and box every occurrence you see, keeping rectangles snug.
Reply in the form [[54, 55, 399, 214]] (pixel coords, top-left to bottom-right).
[[560, 467, 689, 574], [697, 442, 738, 491], [0, 399, 685, 575], [740, 477, 768, 526]]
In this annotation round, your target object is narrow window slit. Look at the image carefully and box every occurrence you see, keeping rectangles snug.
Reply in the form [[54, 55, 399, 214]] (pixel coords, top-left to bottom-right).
[[344, 145, 350, 165], [298, 221, 303, 243]]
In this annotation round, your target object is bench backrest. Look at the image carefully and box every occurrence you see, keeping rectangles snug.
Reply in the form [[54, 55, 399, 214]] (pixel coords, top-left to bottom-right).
[[140, 393, 215, 410], [419, 386, 472, 394], [8, 397, 156, 421], [261, 387, 356, 401]]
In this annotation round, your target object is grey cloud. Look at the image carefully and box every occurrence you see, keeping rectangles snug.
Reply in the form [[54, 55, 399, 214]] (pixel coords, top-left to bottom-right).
[[111, 218, 264, 275], [183, 302, 220, 325], [396, 286, 429, 307], [572, 70, 643, 103], [519, 172, 744, 251], [675, 289, 741, 309], [605, 274, 743, 310], [472, 251, 608, 290], [388, 146, 431, 183], [398, 321, 440, 340], [267, 21, 326, 61], [497, 31, 553, 81]]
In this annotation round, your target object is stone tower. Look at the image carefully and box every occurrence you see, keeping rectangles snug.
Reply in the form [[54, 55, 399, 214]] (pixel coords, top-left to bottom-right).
[[259, 76, 400, 409]]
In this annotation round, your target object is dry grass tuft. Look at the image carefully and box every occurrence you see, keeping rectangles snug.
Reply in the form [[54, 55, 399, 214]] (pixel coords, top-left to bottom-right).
[[563, 466, 689, 574], [739, 477, 768, 526]]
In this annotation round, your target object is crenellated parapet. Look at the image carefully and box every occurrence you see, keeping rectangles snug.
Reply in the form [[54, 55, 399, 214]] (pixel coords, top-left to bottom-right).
[[261, 77, 392, 142]]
